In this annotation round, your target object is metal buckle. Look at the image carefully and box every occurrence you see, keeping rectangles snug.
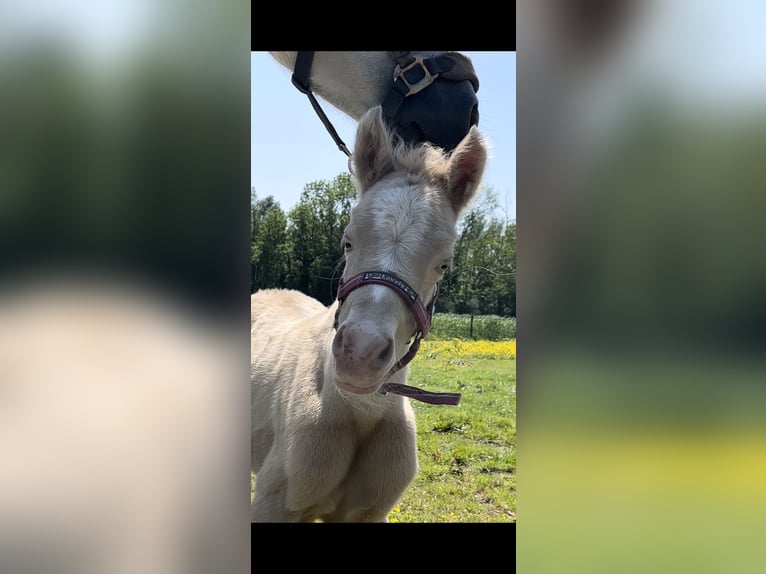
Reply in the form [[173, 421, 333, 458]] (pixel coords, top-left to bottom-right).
[[393, 56, 438, 96]]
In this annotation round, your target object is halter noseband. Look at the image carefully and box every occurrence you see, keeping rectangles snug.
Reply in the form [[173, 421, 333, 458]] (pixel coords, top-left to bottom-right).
[[335, 271, 435, 350], [334, 271, 461, 406]]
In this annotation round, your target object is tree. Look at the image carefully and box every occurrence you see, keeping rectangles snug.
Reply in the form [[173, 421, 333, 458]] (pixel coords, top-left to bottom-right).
[[439, 187, 516, 317], [250, 189, 279, 240], [251, 189, 290, 292], [287, 174, 357, 304], [250, 179, 515, 318]]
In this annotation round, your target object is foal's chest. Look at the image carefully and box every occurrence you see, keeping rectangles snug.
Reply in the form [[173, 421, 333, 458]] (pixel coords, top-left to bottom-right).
[[348, 400, 391, 439]]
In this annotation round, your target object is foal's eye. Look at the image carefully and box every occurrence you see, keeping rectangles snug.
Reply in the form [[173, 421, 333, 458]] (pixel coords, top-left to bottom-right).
[[343, 241, 352, 252]]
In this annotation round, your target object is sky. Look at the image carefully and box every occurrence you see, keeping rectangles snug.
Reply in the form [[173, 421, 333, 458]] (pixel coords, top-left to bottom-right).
[[629, 0, 766, 108], [251, 51, 517, 221]]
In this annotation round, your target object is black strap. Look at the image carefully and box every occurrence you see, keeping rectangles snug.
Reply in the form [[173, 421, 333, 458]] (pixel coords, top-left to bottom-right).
[[291, 51, 314, 94], [291, 51, 351, 157], [382, 53, 458, 122], [381, 51, 481, 123], [390, 52, 479, 89]]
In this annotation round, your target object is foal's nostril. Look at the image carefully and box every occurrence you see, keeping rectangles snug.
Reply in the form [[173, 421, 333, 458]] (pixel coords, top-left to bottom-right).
[[332, 325, 345, 359]]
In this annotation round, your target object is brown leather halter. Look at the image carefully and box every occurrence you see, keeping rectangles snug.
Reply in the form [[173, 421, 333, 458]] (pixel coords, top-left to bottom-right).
[[334, 271, 461, 406]]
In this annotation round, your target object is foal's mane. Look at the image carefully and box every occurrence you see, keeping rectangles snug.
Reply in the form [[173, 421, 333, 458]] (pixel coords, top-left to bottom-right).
[[392, 138, 451, 178], [361, 116, 453, 192]]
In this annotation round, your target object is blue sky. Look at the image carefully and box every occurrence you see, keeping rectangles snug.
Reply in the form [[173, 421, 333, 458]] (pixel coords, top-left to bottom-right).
[[251, 52, 517, 221]]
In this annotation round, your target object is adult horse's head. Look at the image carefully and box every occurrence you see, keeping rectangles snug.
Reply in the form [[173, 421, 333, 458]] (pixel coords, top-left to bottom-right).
[[332, 106, 487, 395], [278, 51, 479, 154], [383, 51, 480, 152]]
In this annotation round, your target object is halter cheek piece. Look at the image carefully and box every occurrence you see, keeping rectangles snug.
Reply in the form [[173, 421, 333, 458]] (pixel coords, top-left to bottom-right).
[[334, 271, 461, 406]]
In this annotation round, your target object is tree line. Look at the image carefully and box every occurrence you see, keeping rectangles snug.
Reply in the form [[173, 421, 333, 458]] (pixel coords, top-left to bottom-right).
[[251, 173, 515, 317]]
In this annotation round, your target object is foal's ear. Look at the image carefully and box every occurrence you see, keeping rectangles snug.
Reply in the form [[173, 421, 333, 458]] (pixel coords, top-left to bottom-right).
[[353, 106, 394, 193], [445, 126, 487, 214]]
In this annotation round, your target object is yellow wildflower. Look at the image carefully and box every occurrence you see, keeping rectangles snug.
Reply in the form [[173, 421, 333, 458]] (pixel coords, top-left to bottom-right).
[[417, 339, 516, 360]]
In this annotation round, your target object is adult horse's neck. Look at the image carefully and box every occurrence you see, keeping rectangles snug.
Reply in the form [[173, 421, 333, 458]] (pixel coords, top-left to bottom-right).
[[269, 51, 399, 119]]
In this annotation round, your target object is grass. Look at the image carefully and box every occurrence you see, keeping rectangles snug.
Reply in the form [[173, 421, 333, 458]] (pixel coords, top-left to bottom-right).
[[429, 313, 516, 341], [387, 339, 516, 522], [251, 338, 516, 523]]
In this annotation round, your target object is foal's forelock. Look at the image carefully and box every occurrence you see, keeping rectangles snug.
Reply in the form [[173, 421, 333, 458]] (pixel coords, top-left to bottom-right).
[[351, 181, 454, 295]]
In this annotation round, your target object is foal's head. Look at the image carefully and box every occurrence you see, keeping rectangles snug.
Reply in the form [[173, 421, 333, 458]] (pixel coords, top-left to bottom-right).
[[332, 106, 487, 394]]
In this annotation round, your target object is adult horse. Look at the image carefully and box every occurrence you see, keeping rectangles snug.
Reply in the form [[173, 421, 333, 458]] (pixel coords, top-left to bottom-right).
[[251, 106, 487, 522], [268, 51, 480, 152]]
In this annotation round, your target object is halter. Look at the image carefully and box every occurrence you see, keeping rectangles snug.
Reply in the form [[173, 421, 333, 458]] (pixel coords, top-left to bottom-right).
[[334, 271, 461, 406], [291, 51, 479, 156]]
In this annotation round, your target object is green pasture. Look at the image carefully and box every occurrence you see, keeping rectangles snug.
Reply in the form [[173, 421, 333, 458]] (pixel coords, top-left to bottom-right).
[[387, 341, 515, 522]]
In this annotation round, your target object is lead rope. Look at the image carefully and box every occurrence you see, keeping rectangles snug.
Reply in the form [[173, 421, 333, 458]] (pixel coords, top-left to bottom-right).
[[379, 382, 461, 406], [291, 51, 352, 159]]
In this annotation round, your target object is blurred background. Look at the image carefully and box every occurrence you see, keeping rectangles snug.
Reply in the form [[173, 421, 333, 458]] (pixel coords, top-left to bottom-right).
[[3, 0, 766, 569], [0, 1, 250, 572], [0, 1, 249, 312], [517, 0, 766, 572]]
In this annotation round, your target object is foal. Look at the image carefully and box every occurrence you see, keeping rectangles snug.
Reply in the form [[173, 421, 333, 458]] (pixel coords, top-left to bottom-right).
[[251, 106, 487, 522]]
